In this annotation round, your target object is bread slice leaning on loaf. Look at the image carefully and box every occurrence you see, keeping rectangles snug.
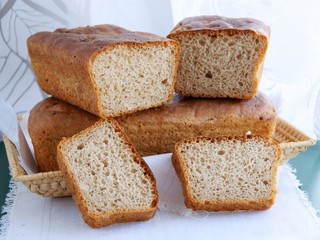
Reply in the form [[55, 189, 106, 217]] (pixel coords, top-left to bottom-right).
[[167, 15, 269, 99], [57, 119, 158, 228], [27, 24, 180, 118], [172, 135, 281, 211]]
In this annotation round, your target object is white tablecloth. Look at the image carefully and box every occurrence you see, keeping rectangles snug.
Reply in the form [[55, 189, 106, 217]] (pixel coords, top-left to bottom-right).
[[1, 154, 320, 240]]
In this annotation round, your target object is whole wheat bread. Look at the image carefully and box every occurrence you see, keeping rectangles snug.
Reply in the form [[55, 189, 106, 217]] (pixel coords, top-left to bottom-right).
[[57, 119, 158, 228], [172, 135, 281, 211], [167, 16, 270, 99], [117, 92, 276, 156], [28, 92, 276, 171], [27, 24, 180, 118]]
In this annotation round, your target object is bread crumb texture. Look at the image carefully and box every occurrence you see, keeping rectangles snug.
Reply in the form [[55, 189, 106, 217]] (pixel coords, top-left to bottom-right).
[[172, 31, 266, 98], [61, 121, 155, 213], [92, 43, 177, 116], [177, 136, 279, 201]]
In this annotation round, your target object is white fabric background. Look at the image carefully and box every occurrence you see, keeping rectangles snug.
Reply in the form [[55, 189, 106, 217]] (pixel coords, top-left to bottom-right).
[[0, 0, 320, 138]]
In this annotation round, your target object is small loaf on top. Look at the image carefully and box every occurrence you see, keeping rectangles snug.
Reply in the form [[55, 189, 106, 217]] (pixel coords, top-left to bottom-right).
[[27, 24, 180, 118], [167, 15, 270, 99]]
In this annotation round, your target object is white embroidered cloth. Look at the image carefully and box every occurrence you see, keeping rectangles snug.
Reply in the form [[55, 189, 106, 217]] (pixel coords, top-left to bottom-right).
[[1, 154, 320, 240]]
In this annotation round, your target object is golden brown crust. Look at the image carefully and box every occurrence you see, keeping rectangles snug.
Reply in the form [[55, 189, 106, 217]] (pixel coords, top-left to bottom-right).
[[27, 24, 179, 118], [28, 97, 99, 172], [172, 135, 281, 212], [168, 15, 270, 39], [116, 92, 277, 156], [57, 119, 158, 228]]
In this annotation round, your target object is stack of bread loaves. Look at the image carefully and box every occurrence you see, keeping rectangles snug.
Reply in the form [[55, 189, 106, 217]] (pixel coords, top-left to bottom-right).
[[166, 16, 281, 212], [26, 16, 281, 228]]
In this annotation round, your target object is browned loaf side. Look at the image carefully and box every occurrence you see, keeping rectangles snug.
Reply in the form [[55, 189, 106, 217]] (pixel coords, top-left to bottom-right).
[[116, 92, 277, 156], [172, 135, 281, 211], [27, 24, 180, 118], [28, 92, 276, 165], [28, 97, 99, 172], [167, 15, 270, 99], [57, 119, 158, 228]]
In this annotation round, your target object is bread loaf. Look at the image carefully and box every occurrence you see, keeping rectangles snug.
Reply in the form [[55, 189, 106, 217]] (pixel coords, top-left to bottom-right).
[[28, 92, 276, 165], [27, 24, 180, 118], [117, 92, 277, 156], [57, 119, 158, 228], [167, 16, 270, 99], [172, 135, 281, 211], [28, 97, 99, 172]]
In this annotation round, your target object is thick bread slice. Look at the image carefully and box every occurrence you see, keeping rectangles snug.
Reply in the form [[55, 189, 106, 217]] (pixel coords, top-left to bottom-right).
[[57, 119, 158, 228], [167, 16, 269, 99], [27, 24, 180, 118], [29, 97, 99, 172], [172, 135, 281, 211]]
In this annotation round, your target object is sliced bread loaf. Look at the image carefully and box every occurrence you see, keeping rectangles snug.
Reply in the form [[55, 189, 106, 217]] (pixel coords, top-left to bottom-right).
[[57, 119, 158, 228], [167, 16, 270, 99], [172, 135, 281, 211], [27, 24, 180, 118]]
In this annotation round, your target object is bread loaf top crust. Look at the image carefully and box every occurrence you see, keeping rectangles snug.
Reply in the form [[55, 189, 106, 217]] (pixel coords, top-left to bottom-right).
[[28, 24, 176, 62], [117, 92, 276, 125], [29, 97, 99, 131], [168, 15, 270, 38]]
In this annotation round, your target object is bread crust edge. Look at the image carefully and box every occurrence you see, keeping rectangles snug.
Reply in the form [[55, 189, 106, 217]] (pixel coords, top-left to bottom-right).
[[57, 119, 159, 228], [172, 135, 281, 212]]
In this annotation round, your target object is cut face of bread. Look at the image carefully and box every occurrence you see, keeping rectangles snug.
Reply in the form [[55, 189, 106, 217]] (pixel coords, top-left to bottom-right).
[[168, 16, 269, 99], [57, 119, 158, 228], [27, 24, 180, 118], [172, 135, 281, 211], [92, 43, 177, 116]]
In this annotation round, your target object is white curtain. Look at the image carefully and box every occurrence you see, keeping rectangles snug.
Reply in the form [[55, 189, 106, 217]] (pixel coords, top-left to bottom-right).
[[1, 0, 319, 138]]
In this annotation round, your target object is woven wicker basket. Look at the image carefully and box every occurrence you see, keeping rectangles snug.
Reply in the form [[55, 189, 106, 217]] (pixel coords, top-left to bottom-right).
[[274, 118, 316, 164], [3, 118, 316, 198]]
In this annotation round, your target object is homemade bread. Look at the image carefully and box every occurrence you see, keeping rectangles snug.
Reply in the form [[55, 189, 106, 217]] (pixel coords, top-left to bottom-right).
[[27, 24, 180, 118], [28, 93, 276, 165], [117, 92, 277, 156], [167, 16, 270, 99], [57, 119, 158, 228], [28, 97, 99, 172], [172, 135, 281, 211]]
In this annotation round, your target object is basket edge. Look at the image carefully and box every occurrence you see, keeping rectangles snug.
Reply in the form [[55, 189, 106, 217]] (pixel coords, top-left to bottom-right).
[[277, 118, 316, 143], [3, 135, 24, 180], [3, 135, 64, 181]]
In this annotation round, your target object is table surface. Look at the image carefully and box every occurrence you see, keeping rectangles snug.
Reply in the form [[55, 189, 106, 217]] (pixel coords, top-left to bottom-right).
[[0, 141, 319, 220]]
